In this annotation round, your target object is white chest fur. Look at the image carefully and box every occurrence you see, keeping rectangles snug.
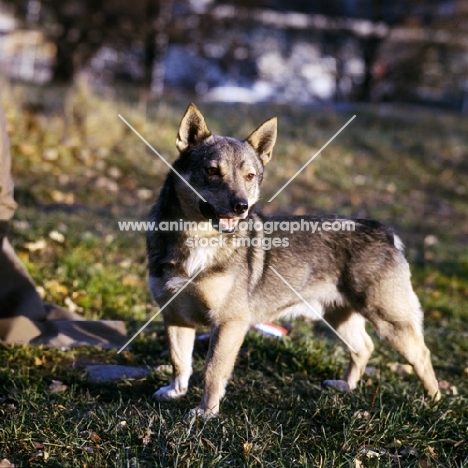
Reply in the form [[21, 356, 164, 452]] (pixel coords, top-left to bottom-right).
[[183, 244, 218, 277]]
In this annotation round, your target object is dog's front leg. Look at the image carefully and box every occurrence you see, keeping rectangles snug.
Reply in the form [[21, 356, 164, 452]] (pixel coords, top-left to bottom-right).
[[195, 320, 250, 417], [154, 324, 196, 401]]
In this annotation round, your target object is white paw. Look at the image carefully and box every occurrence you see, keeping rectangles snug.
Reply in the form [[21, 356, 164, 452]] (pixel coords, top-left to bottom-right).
[[322, 379, 351, 391], [186, 406, 218, 419], [153, 384, 187, 401]]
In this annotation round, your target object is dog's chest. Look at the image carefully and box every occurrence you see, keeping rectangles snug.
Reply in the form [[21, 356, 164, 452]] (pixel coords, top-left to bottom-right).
[[154, 244, 220, 296], [182, 244, 218, 278], [149, 266, 238, 323]]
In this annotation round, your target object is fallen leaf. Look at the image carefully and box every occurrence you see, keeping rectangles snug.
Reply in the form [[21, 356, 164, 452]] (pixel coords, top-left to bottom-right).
[[155, 365, 172, 376], [427, 446, 438, 457], [34, 356, 45, 366], [89, 430, 102, 444], [116, 420, 127, 431], [58, 174, 70, 185], [119, 259, 132, 268], [95, 176, 118, 192], [141, 430, 152, 446], [17, 143, 39, 157], [48, 230, 65, 243], [438, 380, 458, 394], [293, 206, 307, 215], [36, 286, 46, 299], [50, 190, 75, 204], [44, 280, 69, 295], [438, 380, 451, 390], [23, 239, 47, 252], [360, 449, 381, 458], [354, 459, 363, 468], [28, 452, 45, 462], [49, 380, 68, 394], [71, 288, 85, 298], [387, 440, 403, 448], [386, 363, 413, 376], [353, 410, 371, 420], [64, 297, 83, 314], [107, 166, 122, 179], [0, 459, 15, 468], [201, 438, 216, 450], [243, 441, 253, 457], [105, 234, 115, 244], [136, 188, 153, 200], [122, 274, 140, 287], [424, 235, 438, 247], [79, 149, 93, 164], [358, 448, 391, 459], [96, 147, 110, 158], [354, 174, 366, 186], [43, 148, 59, 161]]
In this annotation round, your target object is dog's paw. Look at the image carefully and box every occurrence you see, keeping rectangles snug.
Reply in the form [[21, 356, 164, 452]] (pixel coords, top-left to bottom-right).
[[185, 406, 218, 420], [322, 379, 351, 392], [153, 385, 187, 401]]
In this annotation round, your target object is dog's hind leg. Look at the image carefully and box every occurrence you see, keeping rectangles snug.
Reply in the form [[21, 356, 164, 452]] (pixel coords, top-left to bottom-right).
[[370, 313, 440, 400], [367, 267, 440, 400], [323, 312, 374, 391], [153, 324, 196, 401]]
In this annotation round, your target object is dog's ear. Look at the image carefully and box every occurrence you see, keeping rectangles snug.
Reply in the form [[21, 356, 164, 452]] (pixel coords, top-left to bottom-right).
[[176, 103, 211, 153], [247, 117, 277, 165]]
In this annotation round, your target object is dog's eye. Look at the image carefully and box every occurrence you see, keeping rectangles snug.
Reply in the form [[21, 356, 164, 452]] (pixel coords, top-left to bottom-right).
[[206, 167, 219, 176], [246, 173, 256, 181]]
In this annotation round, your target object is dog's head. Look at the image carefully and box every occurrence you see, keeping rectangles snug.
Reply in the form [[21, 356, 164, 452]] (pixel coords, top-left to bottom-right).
[[172, 103, 277, 232]]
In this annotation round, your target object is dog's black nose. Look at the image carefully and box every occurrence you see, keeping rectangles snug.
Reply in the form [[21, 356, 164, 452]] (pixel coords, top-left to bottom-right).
[[233, 199, 249, 215]]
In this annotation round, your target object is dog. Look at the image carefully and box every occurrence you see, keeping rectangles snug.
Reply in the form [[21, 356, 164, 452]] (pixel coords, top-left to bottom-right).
[[146, 103, 440, 417]]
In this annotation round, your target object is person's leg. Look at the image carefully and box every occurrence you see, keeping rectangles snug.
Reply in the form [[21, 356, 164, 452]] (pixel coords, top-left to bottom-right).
[[0, 106, 47, 327], [0, 108, 17, 221], [0, 236, 46, 319], [0, 105, 127, 347]]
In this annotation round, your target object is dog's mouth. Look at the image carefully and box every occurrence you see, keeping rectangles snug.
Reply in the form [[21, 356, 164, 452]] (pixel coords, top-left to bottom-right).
[[199, 201, 246, 233], [217, 217, 240, 232]]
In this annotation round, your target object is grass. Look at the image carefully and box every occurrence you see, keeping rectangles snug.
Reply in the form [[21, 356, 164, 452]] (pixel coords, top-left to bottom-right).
[[0, 79, 467, 466]]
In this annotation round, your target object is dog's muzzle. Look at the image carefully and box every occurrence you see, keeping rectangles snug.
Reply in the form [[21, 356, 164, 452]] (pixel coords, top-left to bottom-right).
[[199, 200, 247, 233]]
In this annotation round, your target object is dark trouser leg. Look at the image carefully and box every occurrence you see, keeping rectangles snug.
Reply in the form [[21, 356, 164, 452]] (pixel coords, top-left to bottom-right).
[[0, 107, 46, 340], [0, 234, 46, 320]]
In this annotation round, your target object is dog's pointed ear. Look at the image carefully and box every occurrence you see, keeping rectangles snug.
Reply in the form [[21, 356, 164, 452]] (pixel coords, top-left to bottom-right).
[[176, 103, 211, 153], [247, 117, 277, 165]]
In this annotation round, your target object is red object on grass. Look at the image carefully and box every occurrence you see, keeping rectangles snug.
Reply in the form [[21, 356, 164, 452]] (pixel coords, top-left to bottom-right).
[[253, 322, 289, 338]]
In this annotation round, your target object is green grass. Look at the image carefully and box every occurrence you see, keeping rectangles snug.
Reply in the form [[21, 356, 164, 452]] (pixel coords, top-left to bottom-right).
[[0, 80, 467, 466]]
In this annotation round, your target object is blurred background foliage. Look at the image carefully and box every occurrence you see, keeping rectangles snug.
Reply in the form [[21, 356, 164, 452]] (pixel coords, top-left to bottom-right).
[[1, 0, 468, 108]]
